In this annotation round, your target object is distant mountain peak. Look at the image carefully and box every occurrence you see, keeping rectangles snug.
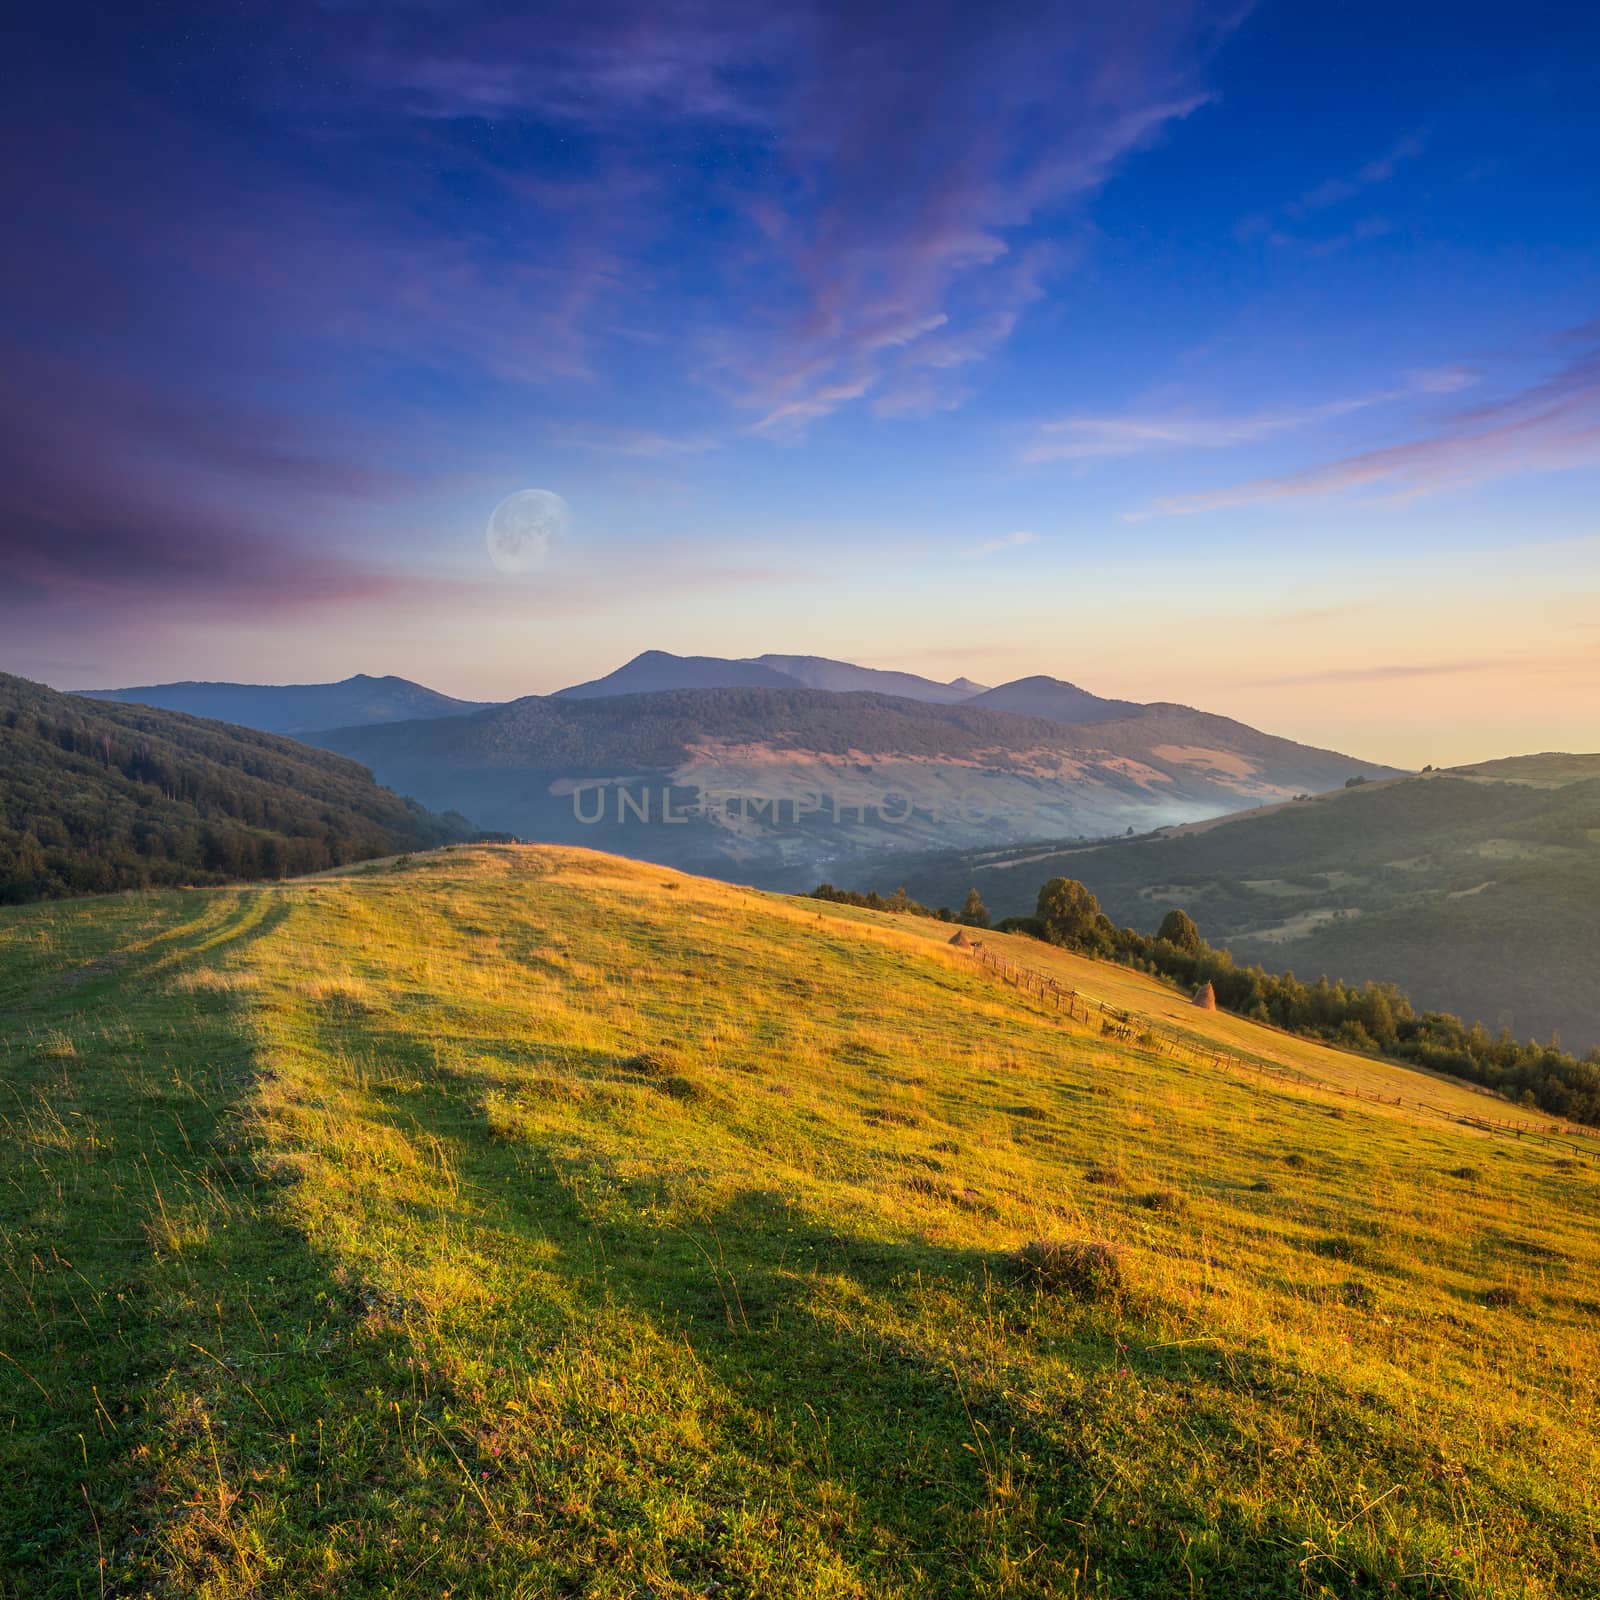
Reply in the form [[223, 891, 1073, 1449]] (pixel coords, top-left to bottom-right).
[[966, 675, 1142, 726], [555, 651, 798, 700], [555, 650, 991, 705]]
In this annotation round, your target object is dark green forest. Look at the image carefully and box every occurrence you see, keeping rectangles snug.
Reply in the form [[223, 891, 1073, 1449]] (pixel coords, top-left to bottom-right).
[[0, 673, 472, 903]]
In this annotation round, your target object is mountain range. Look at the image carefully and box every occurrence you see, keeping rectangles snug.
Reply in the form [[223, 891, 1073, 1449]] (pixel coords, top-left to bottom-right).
[[65, 651, 1398, 883], [305, 673, 1397, 884], [73, 652, 1135, 727]]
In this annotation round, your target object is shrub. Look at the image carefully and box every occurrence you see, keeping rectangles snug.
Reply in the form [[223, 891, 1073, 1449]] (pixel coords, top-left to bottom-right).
[[1483, 1284, 1523, 1309], [1142, 1188, 1186, 1214], [1449, 1166, 1482, 1182], [1010, 1239, 1128, 1301], [622, 1047, 680, 1078]]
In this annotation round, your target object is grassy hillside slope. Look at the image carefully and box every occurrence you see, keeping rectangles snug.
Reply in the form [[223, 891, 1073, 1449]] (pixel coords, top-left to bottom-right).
[[0, 671, 471, 902], [896, 761, 1600, 1051], [1, 848, 1596, 1598]]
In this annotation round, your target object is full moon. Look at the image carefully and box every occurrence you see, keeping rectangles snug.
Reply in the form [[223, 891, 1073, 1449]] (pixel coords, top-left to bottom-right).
[[486, 489, 570, 574]]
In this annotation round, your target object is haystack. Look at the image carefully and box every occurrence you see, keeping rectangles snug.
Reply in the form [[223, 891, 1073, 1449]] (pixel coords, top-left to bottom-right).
[[1193, 981, 1217, 1011], [948, 928, 973, 948]]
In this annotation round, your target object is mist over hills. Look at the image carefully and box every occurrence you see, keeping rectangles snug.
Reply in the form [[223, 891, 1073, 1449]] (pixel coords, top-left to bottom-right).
[[891, 755, 1600, 1051], [311, 680, 1397, 884], [79, 673, 492, 734]]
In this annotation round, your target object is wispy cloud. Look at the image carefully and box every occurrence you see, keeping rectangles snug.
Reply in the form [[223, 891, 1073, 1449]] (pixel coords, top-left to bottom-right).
[[1025, 367, 1480, 463], [975, 530, 1043, 555], [1141, 321, 1600, 515], [547, 423, 721, 458], [1236, 132, 1424, 254], [1288, 133, 1425, 217], [1245, 659, 1508, 688]]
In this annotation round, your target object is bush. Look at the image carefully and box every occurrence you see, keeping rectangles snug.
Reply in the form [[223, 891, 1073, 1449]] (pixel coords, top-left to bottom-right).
[[622, 1047, 681, 1078], [1010, 1239, 1128, 1300]]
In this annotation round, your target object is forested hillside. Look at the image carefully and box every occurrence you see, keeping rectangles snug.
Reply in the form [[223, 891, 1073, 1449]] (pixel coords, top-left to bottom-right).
[[0, 673, 471, 902], [892, 760, 1600, 1050]]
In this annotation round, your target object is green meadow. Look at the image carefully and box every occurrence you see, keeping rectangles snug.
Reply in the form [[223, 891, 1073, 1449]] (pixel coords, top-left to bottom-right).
[[1, 846, 1596, 1598]]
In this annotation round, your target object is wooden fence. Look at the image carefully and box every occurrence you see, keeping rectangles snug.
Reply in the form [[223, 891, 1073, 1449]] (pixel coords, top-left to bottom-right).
[[956, 939, 1598, 1167]]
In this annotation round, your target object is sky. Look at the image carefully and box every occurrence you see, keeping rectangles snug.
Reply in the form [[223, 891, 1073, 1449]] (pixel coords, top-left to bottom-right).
[[3, 0, 1598, 767]]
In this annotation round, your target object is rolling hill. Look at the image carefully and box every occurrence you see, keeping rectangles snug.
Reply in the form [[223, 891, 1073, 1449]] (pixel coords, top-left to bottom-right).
[[312, 686, 1398, 884], [0, 671, 472, 901], [0, 845, 1594, 1596], [893, 756, 1600, 1051], [77, 672, 494, 733]]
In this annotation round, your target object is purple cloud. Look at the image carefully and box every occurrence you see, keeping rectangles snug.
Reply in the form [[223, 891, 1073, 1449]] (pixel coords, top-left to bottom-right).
[[1142, 321, 1600, 515], [1026, 367, 1481, 463], [295, 1, 1238, 430]]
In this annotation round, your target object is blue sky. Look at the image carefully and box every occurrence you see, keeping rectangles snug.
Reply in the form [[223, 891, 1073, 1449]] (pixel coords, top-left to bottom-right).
[[2, 0, 1597, 764]]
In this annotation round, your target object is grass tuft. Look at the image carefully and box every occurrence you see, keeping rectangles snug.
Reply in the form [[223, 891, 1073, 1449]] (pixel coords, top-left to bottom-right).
[[621, 1046, 682, 1078], [1010, 1238, 1129, 1301]]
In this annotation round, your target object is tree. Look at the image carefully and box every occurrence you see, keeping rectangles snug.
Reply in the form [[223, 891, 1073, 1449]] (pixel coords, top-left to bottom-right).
[[1035, 877, 1105, 952], [1155, 908, 1202, 954], [958, 887, 990, 928]]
